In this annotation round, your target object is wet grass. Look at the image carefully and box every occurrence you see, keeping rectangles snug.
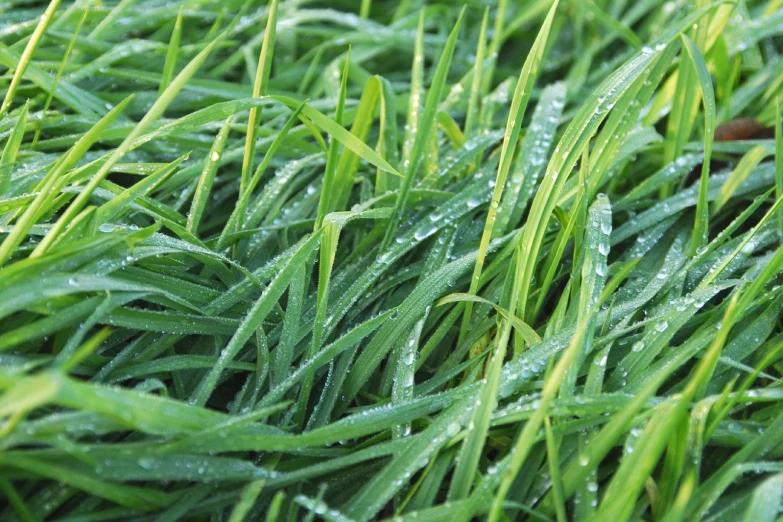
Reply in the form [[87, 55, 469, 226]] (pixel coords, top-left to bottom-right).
[[1, 0, 783, 520]]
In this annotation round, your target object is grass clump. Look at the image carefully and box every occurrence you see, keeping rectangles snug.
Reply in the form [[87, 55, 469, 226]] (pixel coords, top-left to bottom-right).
[[1, 0, 783, 520]]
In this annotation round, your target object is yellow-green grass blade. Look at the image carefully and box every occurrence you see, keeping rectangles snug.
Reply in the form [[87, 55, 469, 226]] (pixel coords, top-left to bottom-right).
[[0, 96, 134, 266], [315, 49, 350, 230], [240, 0, 279, 196], [0, 0, 61, 116]]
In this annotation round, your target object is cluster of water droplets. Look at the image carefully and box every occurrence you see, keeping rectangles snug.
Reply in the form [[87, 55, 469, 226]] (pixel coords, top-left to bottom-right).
[[295, 495, 352, 522]]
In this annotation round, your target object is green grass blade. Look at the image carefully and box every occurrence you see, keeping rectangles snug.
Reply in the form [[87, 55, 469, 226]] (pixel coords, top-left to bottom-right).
[[315, 50, 350, 229], [464, 8, 489, 138], [0, 101, 29, 196], [680, 34, 716, 254], [187, 116, 233, 235], [157, 7, 183, 98]]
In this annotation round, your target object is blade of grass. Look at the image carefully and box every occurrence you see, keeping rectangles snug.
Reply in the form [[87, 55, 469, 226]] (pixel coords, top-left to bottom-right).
[[0, 0, 61, 116], [240, 0, 279, 195], [186, 116, 233, 235], [680, 33, 716, 255], [157, 7, 183, 98]]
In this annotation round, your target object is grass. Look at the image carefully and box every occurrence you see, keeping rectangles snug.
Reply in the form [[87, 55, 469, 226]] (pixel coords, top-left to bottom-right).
[[0, 0, 782, 520]]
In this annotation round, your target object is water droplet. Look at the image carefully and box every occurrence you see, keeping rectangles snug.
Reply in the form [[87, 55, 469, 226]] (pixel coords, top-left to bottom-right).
[[137, 457, 156, 470], [414, 226, 436, 241], [377, 251, 393, 264]]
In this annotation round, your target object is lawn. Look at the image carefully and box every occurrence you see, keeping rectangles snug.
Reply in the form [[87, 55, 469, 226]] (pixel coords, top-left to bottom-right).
[[1, 0, 783, 520]]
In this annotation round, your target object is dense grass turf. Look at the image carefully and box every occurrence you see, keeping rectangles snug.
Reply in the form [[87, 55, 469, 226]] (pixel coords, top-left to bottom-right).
[[1, 0, 783, 520]]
